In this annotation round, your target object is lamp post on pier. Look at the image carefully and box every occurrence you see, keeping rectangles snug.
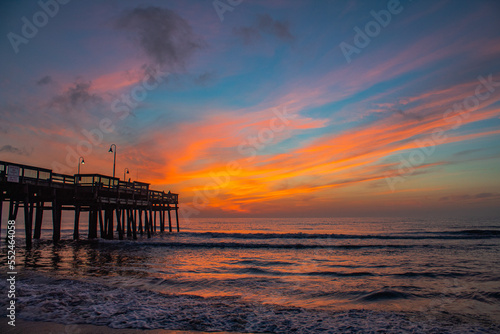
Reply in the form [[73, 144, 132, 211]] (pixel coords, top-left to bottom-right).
[[124, 168, 129, 181], [108, 144, 116, 178], [78, 157, 85, 174]]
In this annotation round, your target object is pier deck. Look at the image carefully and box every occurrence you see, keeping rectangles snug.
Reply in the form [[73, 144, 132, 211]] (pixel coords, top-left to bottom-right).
[[0, 160, 180, 248]]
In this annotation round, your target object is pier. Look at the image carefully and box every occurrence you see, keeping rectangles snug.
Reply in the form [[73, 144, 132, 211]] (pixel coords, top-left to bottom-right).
[[0, 160, 180, 248]]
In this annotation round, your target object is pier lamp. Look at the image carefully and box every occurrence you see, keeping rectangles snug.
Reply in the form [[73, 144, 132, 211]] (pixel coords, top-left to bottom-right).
[[78, 157, 85, 174], [124, 168, 129, 181], [108, 144, 116, 178]]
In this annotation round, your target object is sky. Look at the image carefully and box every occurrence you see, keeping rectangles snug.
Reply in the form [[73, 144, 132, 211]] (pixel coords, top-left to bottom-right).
[[0, 0, 499, 218]]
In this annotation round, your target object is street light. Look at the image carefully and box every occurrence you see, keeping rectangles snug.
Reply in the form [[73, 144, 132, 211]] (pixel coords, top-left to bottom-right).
[[108, 144, 116, 178], [124, 168, 129, 181], [78, 157, 85, 174]]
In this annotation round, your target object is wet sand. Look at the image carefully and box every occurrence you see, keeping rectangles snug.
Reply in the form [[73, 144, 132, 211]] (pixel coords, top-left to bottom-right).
[[0, 319, 253, 334]]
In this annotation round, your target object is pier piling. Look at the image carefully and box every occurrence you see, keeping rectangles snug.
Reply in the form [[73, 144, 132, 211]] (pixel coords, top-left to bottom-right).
[[0, 160, 180, 246], [34, 201, 44, 239], [74, 205, 80, 240]]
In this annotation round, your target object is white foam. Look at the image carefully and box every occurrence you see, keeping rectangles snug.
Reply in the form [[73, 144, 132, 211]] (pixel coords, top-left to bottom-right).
[[1, 273, 498, 333]]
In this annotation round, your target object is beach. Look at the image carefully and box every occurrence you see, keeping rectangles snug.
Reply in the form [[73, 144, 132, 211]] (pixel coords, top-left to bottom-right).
[[1, 319, 248, 334]]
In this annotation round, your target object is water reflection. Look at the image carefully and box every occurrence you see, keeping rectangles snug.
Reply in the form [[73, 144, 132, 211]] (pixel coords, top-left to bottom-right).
[[1, 217, 498, 326]]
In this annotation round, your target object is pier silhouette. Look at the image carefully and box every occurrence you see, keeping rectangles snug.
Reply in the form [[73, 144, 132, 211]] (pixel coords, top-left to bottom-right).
[[0, 160, 180, 248]]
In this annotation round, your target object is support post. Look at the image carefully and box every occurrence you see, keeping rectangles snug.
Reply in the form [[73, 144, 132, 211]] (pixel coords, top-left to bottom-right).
[[149, 207, 153, 235], [175, 203, 179, 232], [34, 201, 44, 239], [138, 209, 143, 235], [74, 205, 80, 240], [160, 205, 164, 232], [122, 209, 126, 233], [116, 208, 122, 240], [153, 207, 157, 233], [24, 193, 33, 249], [99, 205, 105, 238], [167, 204, 172, 233], [145, 208, 151, 238], [0, 194, 3, 242], [52, 200, 62, 243], [127, 208, 132, 237], [104, 208, 108, 239], [9, 199, 19, 221], [111, 208, 117, 240], [88, 206, 98, 239], [132, 209, 137, 239]]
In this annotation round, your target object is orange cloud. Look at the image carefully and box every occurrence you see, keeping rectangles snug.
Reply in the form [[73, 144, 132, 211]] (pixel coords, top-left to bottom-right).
[[137, 72, 500, 216]]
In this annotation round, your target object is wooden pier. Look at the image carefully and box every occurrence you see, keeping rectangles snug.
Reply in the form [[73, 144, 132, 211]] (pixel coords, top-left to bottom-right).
[[0, 160, 180, 248]]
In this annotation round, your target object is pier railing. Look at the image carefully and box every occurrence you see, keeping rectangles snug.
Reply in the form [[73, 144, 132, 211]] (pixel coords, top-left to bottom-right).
[[0, 161, 52, 186], [0, 160, 180, 247]]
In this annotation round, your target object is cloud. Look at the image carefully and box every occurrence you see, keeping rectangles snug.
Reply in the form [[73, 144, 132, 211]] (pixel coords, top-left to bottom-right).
[[194, 71, 216, 86], [0, 145, 32, 156], [258, 14, 294, 42], [115, 7, 204, 69], [452, 148, 483, 157], [475, 192, 498, 199], [391, 108, 425, 121], [233, 27, 261, 45], [50, 80, 103, 113], [234, 14, 294, 45], [36, 75, 53, 86], [440, 193, 500, 201]]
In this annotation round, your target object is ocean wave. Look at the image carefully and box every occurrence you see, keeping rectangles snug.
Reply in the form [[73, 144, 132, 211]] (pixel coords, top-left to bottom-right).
[[392, 272, 471, 279], [109, 240, 417, 250], [358, 289, 413, 302], [2, 275, 499, 334], [181, 230, 500, 240], [231, 259, 295, 267], [305, 271, 376, 277]]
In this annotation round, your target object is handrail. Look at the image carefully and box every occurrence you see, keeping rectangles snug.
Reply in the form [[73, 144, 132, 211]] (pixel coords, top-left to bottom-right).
[[1, 161, 178, 204], [52, 173, 75, 184], [1, 160, 53, 185], [148, 190, 179, 203]]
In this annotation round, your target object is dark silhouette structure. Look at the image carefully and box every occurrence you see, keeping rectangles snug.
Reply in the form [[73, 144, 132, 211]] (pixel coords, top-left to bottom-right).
[[0, 160, 180, 248]]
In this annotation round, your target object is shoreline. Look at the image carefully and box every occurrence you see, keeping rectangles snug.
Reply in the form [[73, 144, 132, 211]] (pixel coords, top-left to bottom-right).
[[0, 319, 254, 334]]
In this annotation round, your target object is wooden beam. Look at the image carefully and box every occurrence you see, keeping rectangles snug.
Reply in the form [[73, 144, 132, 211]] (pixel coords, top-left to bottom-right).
[[127, 208, 132, 237], [175, 203, 179, 232], [73, 205, 80, 240], [138, 208, 143, 235], [88, 206, 98, 239], [33, 201, 44, 239], [149, 207, 153, 235], [52, 198, 61, 243], [153, 207, 157, 233], [145, 208, 151, 239], [99, 205, 105, 239], [111, 208, 117, 240], [0, 194, 3, 242], [131, 208, 137, 240], [115, 208, 121, 240], [24, 192, 33, 249], [168, 204, 172, 233]]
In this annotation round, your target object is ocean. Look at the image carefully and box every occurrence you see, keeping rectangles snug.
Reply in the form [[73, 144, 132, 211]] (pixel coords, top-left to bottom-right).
[[1, 217, 500, 333]]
